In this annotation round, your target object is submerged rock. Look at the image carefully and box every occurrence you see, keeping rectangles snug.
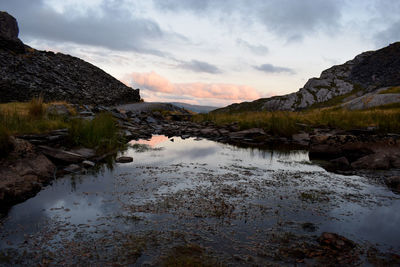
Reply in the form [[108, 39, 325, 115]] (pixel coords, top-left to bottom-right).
[[116, 156, 133, 163]]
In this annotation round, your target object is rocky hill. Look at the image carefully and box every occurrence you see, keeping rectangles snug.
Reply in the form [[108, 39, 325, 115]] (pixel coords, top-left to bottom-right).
[[215, 42, 400, 113], [0, 12, 140, 105]]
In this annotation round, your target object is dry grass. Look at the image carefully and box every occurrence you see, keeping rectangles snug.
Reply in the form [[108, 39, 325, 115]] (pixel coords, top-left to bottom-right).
[[379, 86, 400, 94], [0, 100, 123, 155], [194, 106, 400, 135]]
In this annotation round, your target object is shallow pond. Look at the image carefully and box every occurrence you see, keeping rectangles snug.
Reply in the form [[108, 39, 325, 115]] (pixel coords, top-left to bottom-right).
[[1, 135, 399, 265]]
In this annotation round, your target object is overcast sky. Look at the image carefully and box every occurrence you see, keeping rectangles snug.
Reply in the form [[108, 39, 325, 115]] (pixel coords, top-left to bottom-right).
[[1, 0, 399, 106]]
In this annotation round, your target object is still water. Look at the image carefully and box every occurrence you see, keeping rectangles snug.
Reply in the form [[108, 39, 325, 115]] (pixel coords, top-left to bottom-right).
[[0, 136, 399, 265]]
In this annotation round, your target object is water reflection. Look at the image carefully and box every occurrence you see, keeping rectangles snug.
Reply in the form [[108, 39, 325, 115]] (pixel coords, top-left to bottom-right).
[[1, 135, 399, 262]]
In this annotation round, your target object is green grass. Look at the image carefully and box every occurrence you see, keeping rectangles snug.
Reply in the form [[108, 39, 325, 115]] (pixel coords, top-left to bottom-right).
[[68, 112, 124, 153], [0, 100, 124, 156], [379, 86, 400, 94], [193, 106, 400, 135]]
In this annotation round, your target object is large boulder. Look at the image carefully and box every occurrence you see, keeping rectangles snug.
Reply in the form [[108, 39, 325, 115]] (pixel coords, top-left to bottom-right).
[[0, 138, 56, 209], [0, 11, 19, 39], [0, 11, 25, 53]]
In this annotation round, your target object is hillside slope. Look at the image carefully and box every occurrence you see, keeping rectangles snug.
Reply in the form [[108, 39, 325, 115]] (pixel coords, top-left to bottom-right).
[[0, 11, 140, 106], [215, 42, 400, 113]]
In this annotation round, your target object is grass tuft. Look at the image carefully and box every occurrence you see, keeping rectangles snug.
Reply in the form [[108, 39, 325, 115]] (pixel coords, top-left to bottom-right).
[[68, 112, 124, 153], [28, 96, 45, 118]]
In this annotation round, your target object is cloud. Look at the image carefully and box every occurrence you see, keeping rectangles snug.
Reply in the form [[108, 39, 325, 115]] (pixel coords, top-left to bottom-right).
[[0, 0, 176, 56], [254, 64, 294, 74], [123, 71, 261, 101], [236, 39, 269, 55], [255, 0, 343, 42], [374, 21, 400, 47], [153, 0, 344, 42], [178, 59, 221, 74]]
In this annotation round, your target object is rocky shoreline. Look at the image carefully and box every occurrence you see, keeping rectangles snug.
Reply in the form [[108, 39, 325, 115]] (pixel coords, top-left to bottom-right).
[[1, 103, 400, 212]]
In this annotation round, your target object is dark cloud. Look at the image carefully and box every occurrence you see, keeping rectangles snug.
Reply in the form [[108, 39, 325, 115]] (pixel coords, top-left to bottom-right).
[[254, 63, 294, 74], [0, 0, 174, 56], [153, 0, 343, 42], [374, 21, 400, 46], [255, 0, 342, 42], [236, 39, 268, 55], [178, 59, 221, 74]]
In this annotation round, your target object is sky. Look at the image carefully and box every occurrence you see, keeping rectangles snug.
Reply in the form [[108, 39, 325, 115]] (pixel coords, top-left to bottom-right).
[[1, 0, 400, 107]]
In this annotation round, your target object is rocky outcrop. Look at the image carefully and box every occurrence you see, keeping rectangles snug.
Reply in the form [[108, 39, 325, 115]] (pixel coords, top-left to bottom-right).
[[309, 132, 400, 170], [0, 11, 25, 54], [215, 42, 400, 113], [0, 138, 56, 209], [0, 12, 140, 106]]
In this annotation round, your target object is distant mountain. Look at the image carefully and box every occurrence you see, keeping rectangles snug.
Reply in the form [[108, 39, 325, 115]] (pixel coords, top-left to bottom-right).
[[168, 102, 219, 113], [0, 12, 140, 105], [215, 42, 400, 113]]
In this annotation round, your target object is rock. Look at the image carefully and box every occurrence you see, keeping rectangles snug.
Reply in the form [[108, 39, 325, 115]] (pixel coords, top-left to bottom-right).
[[384, 176, 400, 192], [82, 160, 95, 168], [47, 104, 71, 116], [116, 156, 133, 163], [292, 132, 310, 146], [0, 11, 19, 39], [351, 153, 391, 170], [330, 156, 350, 167], [318, 232, 356, 251], [229, 128, 266, 140], [0, 138, 56, 208], [64, 164, 82, 173], [38, 145, 84, 163], [146, 116, 157, 124], [69, 147, 96, 159], [0, 12, 25, 53], [309, 144, 342, 160]]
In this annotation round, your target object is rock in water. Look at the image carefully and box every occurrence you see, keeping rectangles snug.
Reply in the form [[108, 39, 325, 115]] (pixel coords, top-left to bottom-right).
[[0, 12, 140, 105], [116, 156, 133, 163]]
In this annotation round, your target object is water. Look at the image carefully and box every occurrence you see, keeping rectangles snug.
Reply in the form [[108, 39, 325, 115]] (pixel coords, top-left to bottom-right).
[[0, 136, 399, 265]]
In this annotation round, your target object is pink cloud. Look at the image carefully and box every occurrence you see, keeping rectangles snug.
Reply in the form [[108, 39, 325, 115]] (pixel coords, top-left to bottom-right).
[[122, 71, 261, 101]]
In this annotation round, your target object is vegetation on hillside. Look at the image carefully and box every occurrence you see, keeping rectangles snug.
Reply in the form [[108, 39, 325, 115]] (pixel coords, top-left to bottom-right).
[[379, 86, 400, 94], [193, 105, 400, 136]]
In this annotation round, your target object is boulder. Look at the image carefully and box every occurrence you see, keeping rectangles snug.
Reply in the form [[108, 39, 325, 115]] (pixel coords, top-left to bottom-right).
[[116, 156, 133, 163], [351, 153, 391, 170], [0, 11, 25, 53], [69, 147, 96, 159], [318, 232, 356, 251], [330, 156, 350, 169], [38, 145, 84, 163], [64, 164, 82, 173], [0, 138, 56, 208], [0, 11, 19, 39], [384, 176, 400, 192], [82, 160, 95, 168]]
